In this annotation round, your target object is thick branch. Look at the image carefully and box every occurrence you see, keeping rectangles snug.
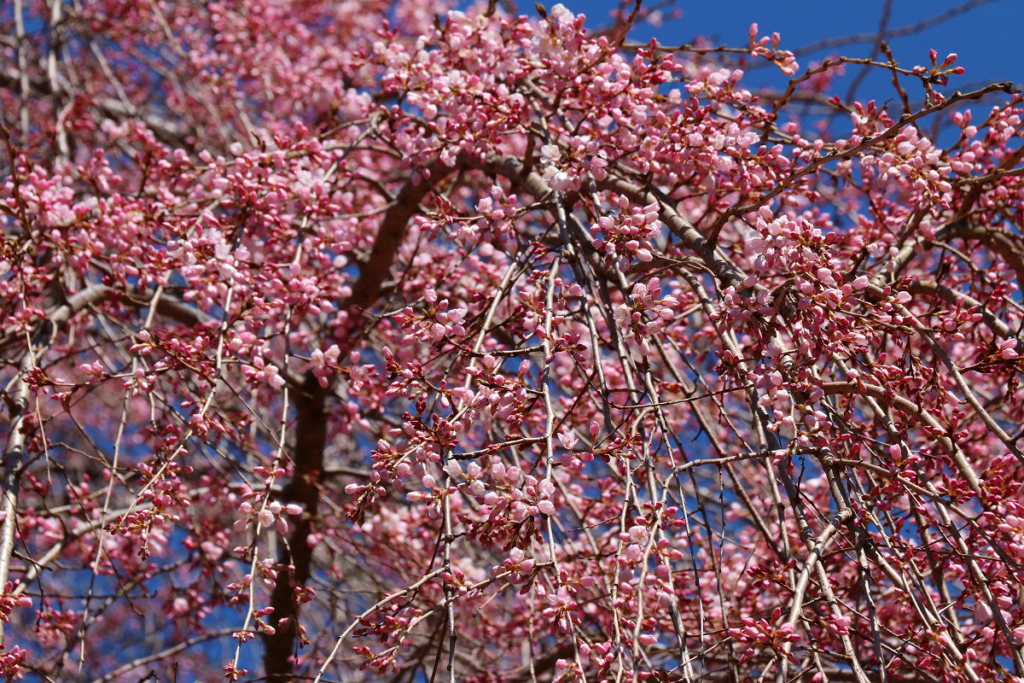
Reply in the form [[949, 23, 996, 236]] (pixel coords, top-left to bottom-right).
[[262, 160, 454, 680], [344, 160, 455, 313], [262, 372, 327, 681]]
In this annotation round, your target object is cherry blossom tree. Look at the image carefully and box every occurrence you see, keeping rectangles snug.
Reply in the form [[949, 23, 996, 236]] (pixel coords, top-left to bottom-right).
[[2, 0, 1024, 681]]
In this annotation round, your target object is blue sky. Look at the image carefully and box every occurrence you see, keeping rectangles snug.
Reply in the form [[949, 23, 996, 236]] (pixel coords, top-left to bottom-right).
[[579, 0, 1021, 98]]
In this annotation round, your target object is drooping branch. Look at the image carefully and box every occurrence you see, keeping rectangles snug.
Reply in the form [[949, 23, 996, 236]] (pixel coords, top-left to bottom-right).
[[0, 285, 121, 641], [0, 356, 30, 648]]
